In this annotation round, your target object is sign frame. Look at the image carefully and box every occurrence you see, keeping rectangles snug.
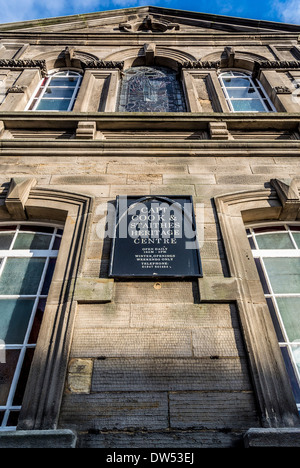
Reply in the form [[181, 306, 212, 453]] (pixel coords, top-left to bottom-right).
[[108, 195, 203, 279]]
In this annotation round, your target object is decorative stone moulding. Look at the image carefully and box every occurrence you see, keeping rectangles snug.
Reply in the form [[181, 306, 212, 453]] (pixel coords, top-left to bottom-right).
[[119, 14, 180, 32], [252, 60, 300, 78], [182, 60, 221, 69], [82, 60, 124, 70], [0, 59, 47, 76], [274, 86, 292, 94], [183, 58, 300, 76], [6, 85, 26, 93]]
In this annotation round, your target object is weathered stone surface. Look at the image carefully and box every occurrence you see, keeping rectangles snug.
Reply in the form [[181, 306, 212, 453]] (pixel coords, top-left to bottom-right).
[[71, 328, 194, 358], [113, 280, 200, 304], [169, 392, 259, 429], [92, 357, 253, 392], [67, 358, 93, 394], [59, 393, 168, 431], [74, 277, 114, 303], [0, 430, 76, 448], [77, 430, 243, 448], [244, 428, 300, 447]]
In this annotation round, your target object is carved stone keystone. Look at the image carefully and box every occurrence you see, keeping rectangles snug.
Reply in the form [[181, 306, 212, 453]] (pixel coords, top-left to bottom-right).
[[144, 43, 156, 65], [221, 46, 235, 68], [271, 177, 300, 220], [5, 177, 37, 220]]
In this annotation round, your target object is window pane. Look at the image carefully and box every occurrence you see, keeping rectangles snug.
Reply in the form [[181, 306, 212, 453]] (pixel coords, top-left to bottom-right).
[[44, 87, 75, 99], [231, 99, 266, 112], [0, 226, 17, 232], [52, 236, 61, 250], [222, 77, 250, 87], [248, 236, 255, 249], [48, 77, 78, 87], [291, 345, 300, 378], [13, 233, 51, 250], [41, 258, 56, 295], [28, 298, 46, 344], [0, 299, 35, 344], [12, 348, 35, 406], [255, 233, 295, 250], [19, 226, 54, 234], [263, 257, 300, 294], [226, 87, 258, 99], [6, 411, 20, 427], [276, 297, 300, 342], [0, 233, 14, 250], [35, 99, 72, 111], [0, 349, 20, 405], [254, 258, 270, 294], [254, 226, 286, 234], [292, 232, 300, 249], [0, 257, 46, 295], [266, 297, 285, 341], [281, 347, 300, 404]]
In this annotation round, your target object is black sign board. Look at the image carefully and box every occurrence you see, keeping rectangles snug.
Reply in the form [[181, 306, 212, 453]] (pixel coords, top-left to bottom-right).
[[109, 195, 202, 279]]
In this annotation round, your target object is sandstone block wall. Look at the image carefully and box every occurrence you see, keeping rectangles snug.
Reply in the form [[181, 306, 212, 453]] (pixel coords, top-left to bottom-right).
[[0, 152, 290, 447]]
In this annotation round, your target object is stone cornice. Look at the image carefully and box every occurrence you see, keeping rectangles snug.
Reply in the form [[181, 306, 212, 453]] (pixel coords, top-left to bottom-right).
[[0, 113, 299, 157], [1, 111, 299, 126]]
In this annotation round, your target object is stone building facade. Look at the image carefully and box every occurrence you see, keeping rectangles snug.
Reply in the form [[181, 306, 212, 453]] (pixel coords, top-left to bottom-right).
[[0, 6, 300, 448]]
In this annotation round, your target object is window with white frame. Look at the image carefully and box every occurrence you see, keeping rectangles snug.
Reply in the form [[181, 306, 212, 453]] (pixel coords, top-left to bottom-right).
[[219, 71, 276, 112], [27, 70, 82, 111], [247, 224, 300, 413], [0, 223, 62, 430]]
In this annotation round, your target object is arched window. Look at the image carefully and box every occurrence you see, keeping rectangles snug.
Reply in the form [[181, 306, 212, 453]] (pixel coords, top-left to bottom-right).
[[117, 66, 186, 112], [247, 224, 300, 413], [219, 71, 275, 112], [0, 223, 62, 430], [27, 71, 82, 111]]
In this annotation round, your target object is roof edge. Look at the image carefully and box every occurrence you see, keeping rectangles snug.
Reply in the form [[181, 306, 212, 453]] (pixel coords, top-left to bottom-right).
[[148, 5, 300, 31], [0, 5, 299, 32]]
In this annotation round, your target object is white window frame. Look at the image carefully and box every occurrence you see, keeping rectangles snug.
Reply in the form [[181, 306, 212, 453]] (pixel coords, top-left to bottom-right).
[[0, 222, 62, 431], [246, 222, 300, 413], [25, 70, 82, 112], [219, 70, 276, 113]]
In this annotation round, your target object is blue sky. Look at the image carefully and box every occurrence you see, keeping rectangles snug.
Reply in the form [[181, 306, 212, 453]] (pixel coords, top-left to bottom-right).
[[0, 0, 299, 25]]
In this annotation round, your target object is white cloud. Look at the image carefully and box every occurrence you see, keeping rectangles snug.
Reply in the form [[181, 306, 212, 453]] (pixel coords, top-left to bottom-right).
[[0, 0, 68, 23], [272, 0, 300, 24], [0, 0, 164, 24]]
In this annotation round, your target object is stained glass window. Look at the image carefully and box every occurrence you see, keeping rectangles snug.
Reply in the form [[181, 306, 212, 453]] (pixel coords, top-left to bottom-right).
[[0, 224, 62, 430], [117, 66, 186, 112], [247, 224, 300, 413]]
